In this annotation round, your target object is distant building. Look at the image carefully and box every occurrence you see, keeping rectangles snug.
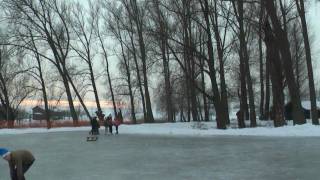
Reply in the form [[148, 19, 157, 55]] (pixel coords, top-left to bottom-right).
[[32, 106, 65, 120], [284, 101, 320, 120]]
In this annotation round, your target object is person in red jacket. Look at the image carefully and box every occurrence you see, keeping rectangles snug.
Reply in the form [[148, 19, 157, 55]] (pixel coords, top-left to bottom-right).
[[113, 118, 120, 134], [1, 148, 35, 180], [114, 110, 122, 134]]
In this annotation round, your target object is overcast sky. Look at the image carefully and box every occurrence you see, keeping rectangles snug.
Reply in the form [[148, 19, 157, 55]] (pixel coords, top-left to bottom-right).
[[307, 1, 320, 83], [308, 1, 320, 47]]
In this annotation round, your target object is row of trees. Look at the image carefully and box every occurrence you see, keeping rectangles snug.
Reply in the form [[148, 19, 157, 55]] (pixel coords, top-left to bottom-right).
[[0, 0, 318, 129]]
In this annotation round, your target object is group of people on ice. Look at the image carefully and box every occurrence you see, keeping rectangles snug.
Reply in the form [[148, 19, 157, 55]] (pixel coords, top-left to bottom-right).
[[90, 109, 123, 135], [0, 110, 124, 180]]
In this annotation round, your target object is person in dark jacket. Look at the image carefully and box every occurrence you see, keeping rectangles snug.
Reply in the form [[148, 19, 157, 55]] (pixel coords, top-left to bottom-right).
[[118, 109, 123, 123], [105, 114, 113, 135], [1, 148, 35, 180], [104, 114, 112, 135], [90, 116, 100, 135], [113, 116, 121, 134]]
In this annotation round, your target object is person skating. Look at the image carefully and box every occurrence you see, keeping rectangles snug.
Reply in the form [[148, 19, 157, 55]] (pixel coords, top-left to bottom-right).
[[104, 114, 112, 135], [113, 116, 121, 134], [106, 114, 113, 135], [0, 148, 35, 180], [90, 116, 100, 135], [118, 108, 123, 123]]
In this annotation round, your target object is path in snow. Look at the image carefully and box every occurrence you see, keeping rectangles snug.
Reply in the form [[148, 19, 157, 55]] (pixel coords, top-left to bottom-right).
[[0, 132, 319, 180]]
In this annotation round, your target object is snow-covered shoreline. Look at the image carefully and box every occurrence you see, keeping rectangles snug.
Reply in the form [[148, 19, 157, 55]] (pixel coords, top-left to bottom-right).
[[1, 121, 320, 137]]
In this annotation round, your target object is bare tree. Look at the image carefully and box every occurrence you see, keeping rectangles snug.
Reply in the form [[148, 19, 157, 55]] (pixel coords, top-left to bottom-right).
[[264, 20, 286, 127], [70, 2, 103, 119], [198, 0, 229, 129], [295, 0, 319, 124], [149, 0, 174, 122], [103, 2, 137, 123], [0, 31, 33, 128], [28, 29, 52, 129], [232, 0, 256, 127], [2, 0, 93, 124], [120, 0, 155, 123], [264, 0, 305, 125], [259, 1, 266, 120]]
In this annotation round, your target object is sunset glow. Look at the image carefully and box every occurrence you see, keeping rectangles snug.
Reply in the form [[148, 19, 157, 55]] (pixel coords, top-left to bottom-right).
[[20, 99, 127, 108]]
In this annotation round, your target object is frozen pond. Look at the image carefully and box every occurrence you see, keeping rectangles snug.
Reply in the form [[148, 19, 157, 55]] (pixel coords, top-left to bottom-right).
[[1, 131, 319, 180]]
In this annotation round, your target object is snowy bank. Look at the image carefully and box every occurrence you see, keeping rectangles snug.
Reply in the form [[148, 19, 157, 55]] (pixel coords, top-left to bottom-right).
[[1, 121, 320, 137]]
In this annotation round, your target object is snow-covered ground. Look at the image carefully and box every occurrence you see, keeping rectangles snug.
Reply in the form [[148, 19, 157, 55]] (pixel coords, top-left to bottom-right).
[[1, 120, 320, 137]]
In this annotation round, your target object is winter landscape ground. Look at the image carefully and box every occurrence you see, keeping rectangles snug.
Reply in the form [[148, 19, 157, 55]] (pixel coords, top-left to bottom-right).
[[1, 121, 320, 180]]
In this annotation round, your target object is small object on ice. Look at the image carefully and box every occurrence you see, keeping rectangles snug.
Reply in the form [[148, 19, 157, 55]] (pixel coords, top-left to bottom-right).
[[191, 122, 209, 130], [86, 136, 98, 141]]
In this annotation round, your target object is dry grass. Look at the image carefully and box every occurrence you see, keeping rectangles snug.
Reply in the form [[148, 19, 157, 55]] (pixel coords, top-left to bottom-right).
[[0, 119, 134, 129], [0, 120, 90, 129]]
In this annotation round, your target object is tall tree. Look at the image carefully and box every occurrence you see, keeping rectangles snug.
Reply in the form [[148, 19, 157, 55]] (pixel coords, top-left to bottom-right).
[[104, 3, 137, 123], [264, 0, 305, 125], [29, 30, 51, 129], [232, 0, 256, 127], [150, 0, 174, 122], [264, 21, 286, 127], [70, 2, 103, 118], [199, 0, 229, 129], [121, 0, 154, 123], [0, 32, 33, 128], [3, 0, 94, 124], [259, 1, 266, 120], [295, 0, 319, 124]]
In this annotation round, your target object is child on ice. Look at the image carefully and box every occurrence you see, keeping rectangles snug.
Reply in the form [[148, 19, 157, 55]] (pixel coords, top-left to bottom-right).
[[113, 116, 121, 134], [105, 114, 113, 135]]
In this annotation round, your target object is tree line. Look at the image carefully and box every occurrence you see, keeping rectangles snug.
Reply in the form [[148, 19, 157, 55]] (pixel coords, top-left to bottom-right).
[[0, 0, 318, 129]]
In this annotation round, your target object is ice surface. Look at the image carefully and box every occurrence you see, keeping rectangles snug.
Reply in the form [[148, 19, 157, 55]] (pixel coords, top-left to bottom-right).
[[1, 131, 320, 180]]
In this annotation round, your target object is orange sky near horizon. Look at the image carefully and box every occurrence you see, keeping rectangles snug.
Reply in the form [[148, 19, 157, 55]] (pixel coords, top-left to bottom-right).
[[20, 99, 127, 109]]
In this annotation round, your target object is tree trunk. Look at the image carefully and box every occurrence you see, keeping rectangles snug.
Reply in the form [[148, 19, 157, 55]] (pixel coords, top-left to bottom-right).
[[264, 20, 286, 127], [62, 74, 78, 125], [212, 0, 230, 125], [119, 30, 137, 124], [46, 35, 79, 125], [88, 59, 102, 116], [127, 3, 147, 122], [129, 29, 147, 121], [190, 56, 198, 122], [138, 30, 154, 123], [200, 0, 227, 129], [37, 57, 51, 129], [97, 33, 117, 117], [106, 60, 117, 117], [127, 72, 137, 124], [295, 0, 319, 124], [264, 0, 305, 125], [264, 54, 271, 119], [130, 0, 154, 123], [293, 24, 301, 95], [153, 0, 173, 122], [259, 3, 265, 120], [200, 42, 209, 122], [161, 32, 173, 123], [0, 73, 15, 128], [162, 41, 173, 122], [65, 72, 92, 121], [31, 31, 51, 129], [236, 0, 256, 126], [182, 0, 194, 122]]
